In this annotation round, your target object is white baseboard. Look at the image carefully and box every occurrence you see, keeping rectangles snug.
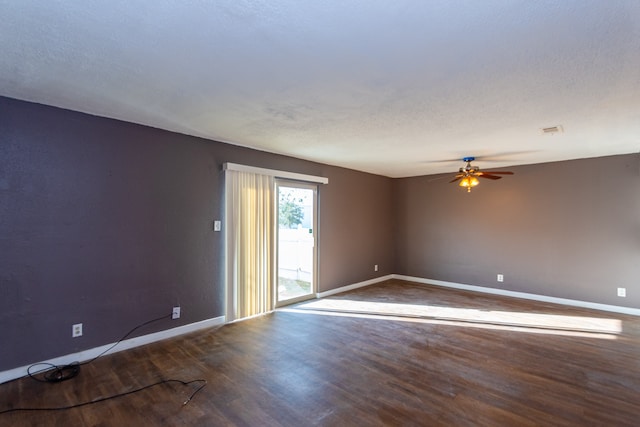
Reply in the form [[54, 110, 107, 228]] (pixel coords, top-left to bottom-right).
[[0, 315, 225, 384], [393, 275, 640, 316], [316, 275, 394, 299]]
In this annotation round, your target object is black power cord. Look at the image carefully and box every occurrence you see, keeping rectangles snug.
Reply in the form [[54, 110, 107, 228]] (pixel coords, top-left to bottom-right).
[[27, 362, 81, 383], [0, 313, 208, 414], [0, 379, 207, 414]]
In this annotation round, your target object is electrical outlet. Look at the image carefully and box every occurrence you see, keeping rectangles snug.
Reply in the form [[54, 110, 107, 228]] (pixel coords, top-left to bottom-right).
[[72, 323, 83, 338], [497, 274, 504, 282], [617, 288, 626, 297], [172, 306, 181, 319], [374, 264, 378, 272]]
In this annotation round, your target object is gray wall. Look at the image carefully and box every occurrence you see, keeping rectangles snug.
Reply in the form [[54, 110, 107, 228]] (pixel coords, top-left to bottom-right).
[[319, 166, 394, 288], [393, 154, 640, 308], [0, 96, 394, 371]]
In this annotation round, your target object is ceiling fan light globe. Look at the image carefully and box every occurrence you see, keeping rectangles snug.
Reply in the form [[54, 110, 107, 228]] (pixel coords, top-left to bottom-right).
[[458, 176, 479, 188]]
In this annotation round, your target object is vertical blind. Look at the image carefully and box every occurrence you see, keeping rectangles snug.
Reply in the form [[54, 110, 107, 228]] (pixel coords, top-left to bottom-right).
[[225, 170, 276, 321]]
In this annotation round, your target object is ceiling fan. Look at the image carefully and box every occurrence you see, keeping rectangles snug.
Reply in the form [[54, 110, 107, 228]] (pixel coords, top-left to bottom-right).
[[449, 157, 514, 192]]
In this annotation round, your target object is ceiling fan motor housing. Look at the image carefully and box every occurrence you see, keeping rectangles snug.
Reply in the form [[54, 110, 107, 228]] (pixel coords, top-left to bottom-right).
[[460, 156, 479, 174]]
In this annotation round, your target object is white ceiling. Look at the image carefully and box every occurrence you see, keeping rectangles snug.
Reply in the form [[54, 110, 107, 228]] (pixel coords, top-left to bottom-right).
[[1, 1, 639, 177]]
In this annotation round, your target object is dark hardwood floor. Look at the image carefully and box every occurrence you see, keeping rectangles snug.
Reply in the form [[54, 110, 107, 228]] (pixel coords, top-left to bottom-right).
[[1, 279, 639, 426]]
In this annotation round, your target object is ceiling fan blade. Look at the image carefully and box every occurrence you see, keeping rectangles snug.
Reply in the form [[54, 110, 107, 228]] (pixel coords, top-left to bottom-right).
[[472, 151, 537, 162], [425, 151, 537, 164], [423, 158, 466, 164], [481, 171, 514, 175], [449, 176, 464, 183], [429, 173, 464, 183], [477, 174, 502, 180]]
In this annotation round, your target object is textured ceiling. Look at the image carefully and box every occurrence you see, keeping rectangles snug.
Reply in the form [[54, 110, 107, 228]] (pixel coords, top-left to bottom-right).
[[1, 0, 639, 177]]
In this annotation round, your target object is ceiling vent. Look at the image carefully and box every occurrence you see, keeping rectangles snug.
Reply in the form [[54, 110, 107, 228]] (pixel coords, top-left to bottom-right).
[[540, 125, 564, 135]]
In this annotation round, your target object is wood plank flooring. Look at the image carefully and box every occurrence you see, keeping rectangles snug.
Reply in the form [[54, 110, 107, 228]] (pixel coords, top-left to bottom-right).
[[1, 279, 639, 426]]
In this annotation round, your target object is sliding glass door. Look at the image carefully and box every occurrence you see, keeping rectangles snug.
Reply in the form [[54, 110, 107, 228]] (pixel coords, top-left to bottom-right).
[[276, 181, 317, 306]]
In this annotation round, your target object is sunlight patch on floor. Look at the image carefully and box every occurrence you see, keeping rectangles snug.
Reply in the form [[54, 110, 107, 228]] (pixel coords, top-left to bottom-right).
[[279, 299, 622, 339]]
